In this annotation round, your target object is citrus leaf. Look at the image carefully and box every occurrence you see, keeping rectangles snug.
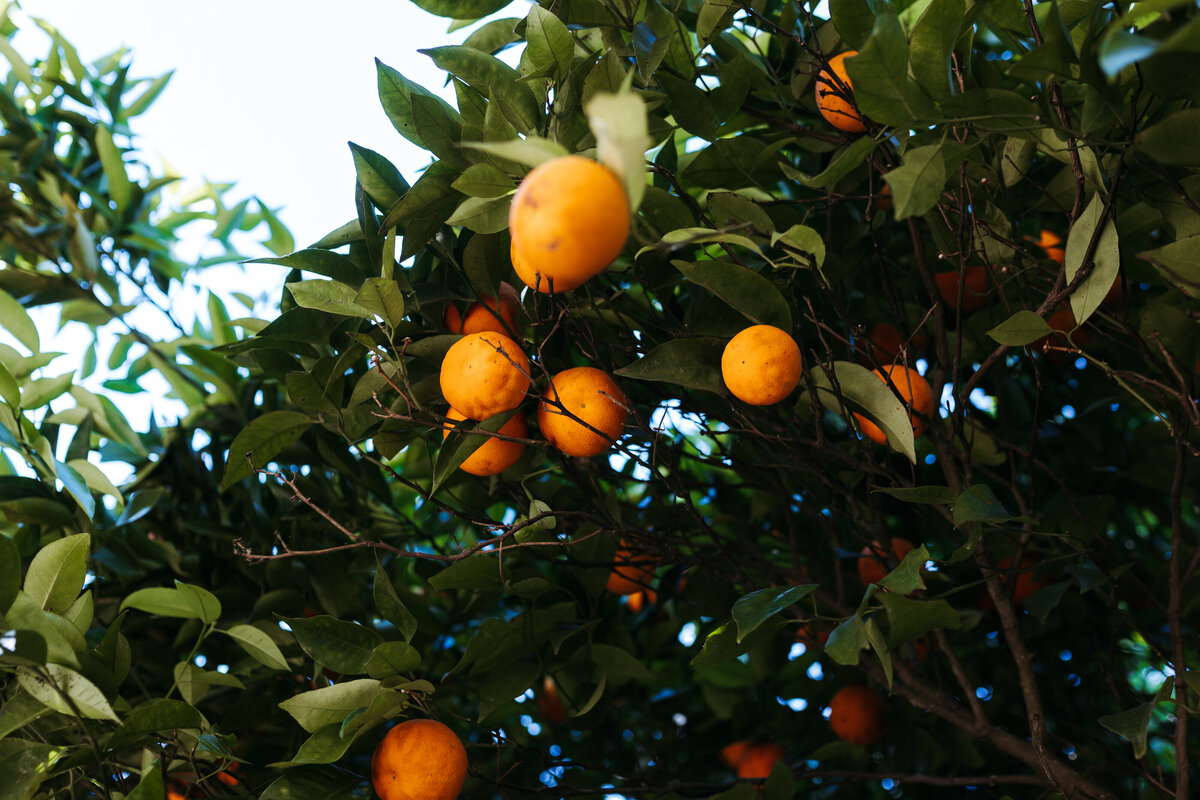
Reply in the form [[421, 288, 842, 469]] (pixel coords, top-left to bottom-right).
[[674, 260, 791, 329], [278, 679, 386, 733], [731, 585, 817, 643], [285, 616, 383, 675], [810, 361, 917, 464], [221, 411, 313, 489], [1066, 193, 1121, 325], [987, 310, 1053, 346], [221, 624, 289, 671], [23, 533, 89, 614], [615, 337, 727, 395]]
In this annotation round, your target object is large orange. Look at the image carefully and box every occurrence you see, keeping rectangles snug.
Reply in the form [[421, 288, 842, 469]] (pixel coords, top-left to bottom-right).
[[736, 742, 786, 780], [853, 364, 936, 445], [439, 332, 530, 421], [444, 281, 519, 336], [509, 156, 630, 293], [721, 324, 802, 406], [442, 408, 527, 477], [829, 685, 885, 745], [371, 718, 468, 800], [538, 367, 628, 457], [857, 537, 916, 586], [605, 541, 658, 595], [815, 51, 867, 133], [933, 266, 989, 312]]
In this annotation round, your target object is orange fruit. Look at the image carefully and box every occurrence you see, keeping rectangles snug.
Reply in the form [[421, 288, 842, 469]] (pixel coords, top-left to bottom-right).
[[934, 266, 989, 312], [509, 156, 630, 293], [538, 366, 628, 457], [857, 537, 917, 586], [721, 324, 803, 406], [625, 589, 656, 612], [981, 556, 1045, 610], [736, 742, 786, 780], [535, 675, 568, 725], [444, 281, 519, 336], [1036, 229, 1065, 264], [815, 51, 867, 133], [829, 685, 885, 745], [443, 408, 527, 476], [874, 183, 892, 211], [863, 322, 927, 364], [719, 740, 750, 769], [371, 718, 468, 800], [852, 365, 936, 445], [439, 332, 530, 420], [605, 542, 658, 595]]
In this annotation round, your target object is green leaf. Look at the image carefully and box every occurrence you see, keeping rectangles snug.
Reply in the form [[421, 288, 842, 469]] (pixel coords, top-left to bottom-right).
[[878, 545, 929, 595], [731, 585, 817, 643], [446, 195, 511, 234], [825, 615, 870, 666], [771, 225, 826, 270], [909, 0, 964, 101], [884, 144, 946, 219], [376, 59, 463, 149], [365, 641, 421, 678], [952, 484, 1013, 527], [221, 410, 313, 490], [422, 46, 541, 135], [428, 554, 504, 593], [17, 664, 119, 721], [350, 143, 410, 211], [1135, 108, 1200, 166], [0, 693, 52, 739], [987, 310, 1054, 346], [120, 583, 221, 623], [1065, 193, 1120, 326], [110, 699, 203, 746], [432, 410, 517, 496], [478, 659, 540, 722], [221, 624, 289, 671], [586, 88, 650, 212], [124, 763, 165, 800], [278, 679, 386, 733], [878, 593, 961, 646], [461, 136, 569, 168], [259, 765, 372, 800], [409, 0, 510, 19], [276, 723, 362, 766], [1023, 580, 1071, 623], [0, 290, 39, 353], [525, 4, 575, 81], [675, 261, 791, 330], [0, 738, 66, 800], [0, 534, 19, 613], [1099, 703, 1155, 759], [591, 643, 654, 684], [23, 533, 89, 614], [615, 337, 727, 395], [452, 162, 516, 198], [355, 278, 406, 328], [287, 280, 374, 319], [780, 136, 877, 189], [373, 566, 418, 642], [0, 360, 18, 408], [874, 485, 956, 505], [249, 249, 364, 284], [691, 618, 783, 667], [810, 361, 917, 464], [380, 165, 462, 260], [287, 615, 384, 675], [865, 616, 892, 689], [844, 14, 935, 125], [52, 458, 94, 517], [21, 373, 73, 410], [1138, 235, 1200, 299], [829, 0, 876, 49], [95, 126, 132, 212]]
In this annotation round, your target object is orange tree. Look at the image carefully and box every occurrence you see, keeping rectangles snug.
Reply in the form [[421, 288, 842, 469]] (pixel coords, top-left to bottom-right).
[[4, 0, 1200, 798]]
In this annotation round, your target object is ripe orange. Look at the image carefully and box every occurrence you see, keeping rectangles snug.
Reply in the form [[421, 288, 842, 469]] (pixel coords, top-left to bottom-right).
[[874, 183, 892, 212], [443, 408, 527, 476], [815, 51, 867, 133], [509, 156, 630, 293], [625, 589, 656, 612], [721, 324, 803, 406], [857, 537, 917, 586], [736, 742, 787, 780], [1036, 229, 1065, 264], [853, 365, 936, 445], [829, 685, 885, 745], [863, 322, 927, 365], [605, 542, 658, 595], [538, 367, 628, 457], [439, 332, 530, 421], [981, 556, 1045, 610], [372, 719, 467, 800], [934, 266, 989, 312], [535, 675, 568, 725], [719, 740, 750, 769], [444, 281, 519, 336]]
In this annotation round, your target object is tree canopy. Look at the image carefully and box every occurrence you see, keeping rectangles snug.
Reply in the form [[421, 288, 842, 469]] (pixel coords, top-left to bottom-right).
[[1, 0, 1198, 799]]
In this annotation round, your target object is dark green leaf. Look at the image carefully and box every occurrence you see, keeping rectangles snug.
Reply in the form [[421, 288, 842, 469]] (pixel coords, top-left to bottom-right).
[[422, 46, 541, 135], [286, 617, 384, 675], [373, 566, 418, 642], [350, 143, 410, 211], [829, 0, 876, 49], [1065, 193, 1120, 325], [675, 260, 792, 330], [591, 643, 654, 684], [731, 585, 817, 643], [909, 0, 964, 101], [428, 554, 504, 592], [615, 337, 727, 395], [987, 310, 1053, 346], [844, 14, 935, 125], [825, 615, 870, 666], [376, 59, 462, 149], [478, 659, 540, 722], [259, 765, 371, 800], [0, 738, 66, 800], [221, 410, 313, 489], [525, 4, 575, 81], [23, 534, 89, 614], [779, 136, 876, 189], [874, 486, 957, 505], [1138, 235, 1200, 299], [1023, 580, 1071, 623], [221, 624, 289, 671], [884, 144, 946, 219], [452, 162, 516, 198], [1099, 703, 1155, 759], [877, 594, 961, 646], [0, 534, 19, 613], [409, 0, 510, 19], [952, 484, 1013, 527], [355, 278, 406, 328], [278, 679, 386, 733], [249, 250, 364, 284], [878, 545, 929, 595], [365, 642, 421, 678]]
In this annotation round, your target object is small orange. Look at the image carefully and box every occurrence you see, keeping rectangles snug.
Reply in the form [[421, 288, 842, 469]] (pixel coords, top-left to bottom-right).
[[852, 364, 937, 445], [625, 589, 656, 612], [857, 537, 917, 586], [444, 281, 520, 336], [439, 332, 530, 421], [371, 718, 468, 800], [538, 367, 628, 457], [1036, 229, 1065, 264], [736, 742, 787, 780], [933, 266, 989, 312], [509, 156, 630, 293], [721, 324, 803, 406], [443, 408, 527, 476], [863, 322, 927, 365], [536, 675, 568, 725], [829, 685, 885, 745], [605, 543, 658, 595], [815, 51, 867, 133], [719, 741, 750, 769]]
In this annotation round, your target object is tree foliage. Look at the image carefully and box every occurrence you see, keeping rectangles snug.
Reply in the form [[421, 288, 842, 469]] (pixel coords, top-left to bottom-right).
[[2, 0, 1199, 798]]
